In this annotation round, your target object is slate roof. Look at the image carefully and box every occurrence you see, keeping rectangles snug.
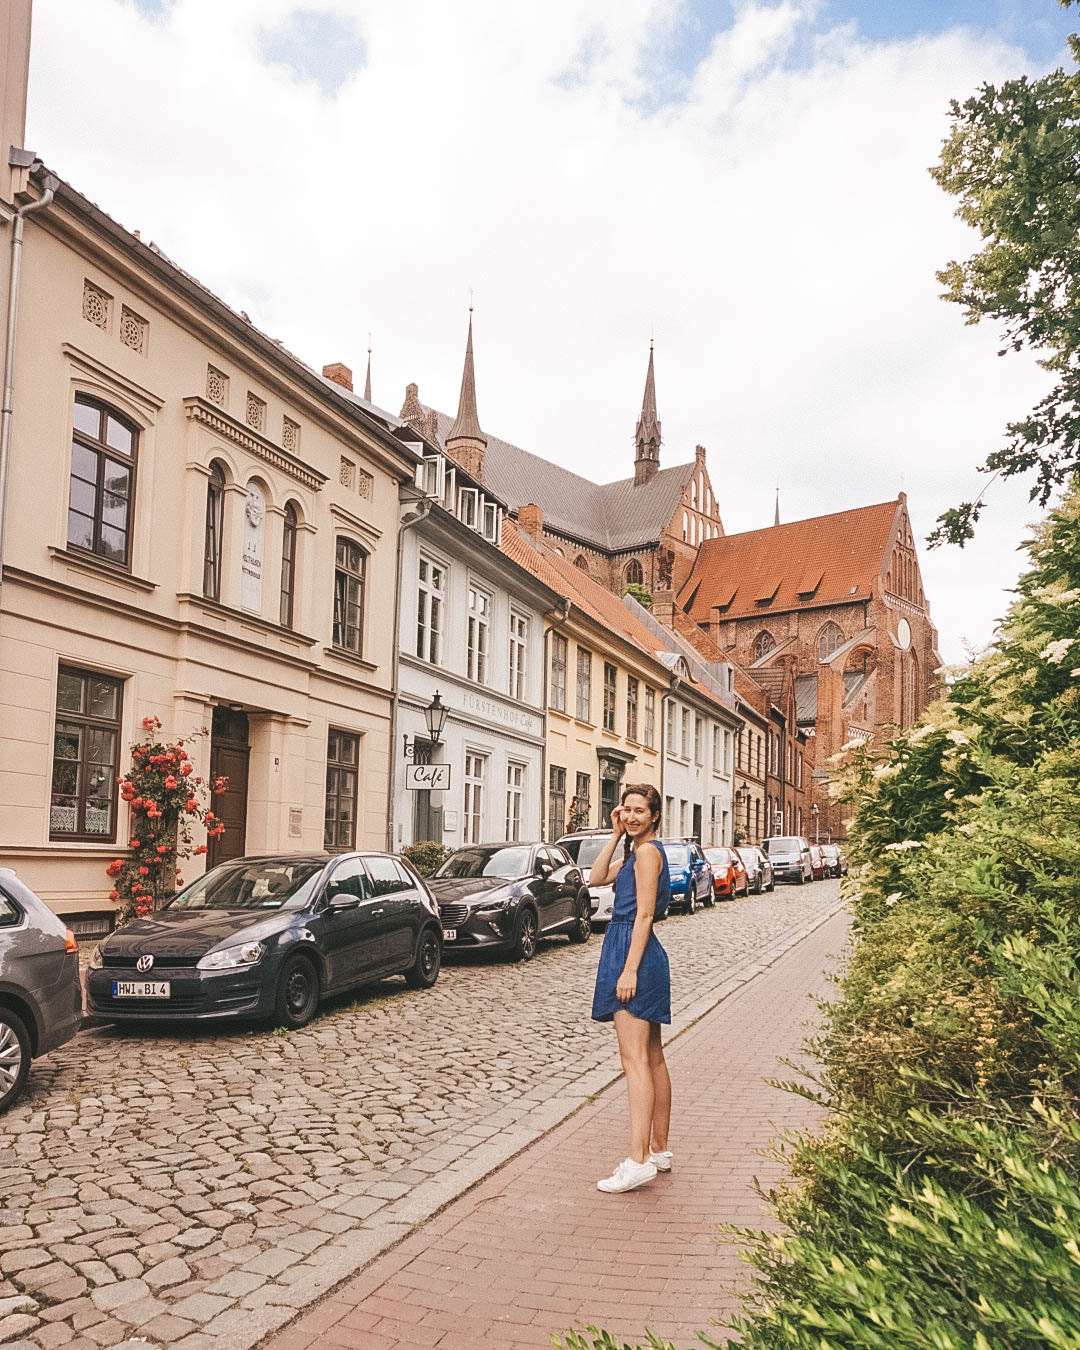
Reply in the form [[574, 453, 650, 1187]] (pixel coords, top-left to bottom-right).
[[424, 406, 694, 553], [677, 499, 901, 623], [794, 668, 874, 725]]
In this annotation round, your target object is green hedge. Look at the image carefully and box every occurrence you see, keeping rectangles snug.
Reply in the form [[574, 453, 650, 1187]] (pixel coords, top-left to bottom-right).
[[555, 486, 1080, 1350]]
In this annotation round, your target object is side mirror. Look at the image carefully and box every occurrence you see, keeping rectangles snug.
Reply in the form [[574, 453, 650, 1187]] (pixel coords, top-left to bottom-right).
[[535, 860, 552, 878], [328, 890, 360, 911]]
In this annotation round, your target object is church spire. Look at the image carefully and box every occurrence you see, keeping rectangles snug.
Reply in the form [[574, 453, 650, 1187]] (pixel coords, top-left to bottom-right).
[[363, 336, 372, 403], [445, 306, 487, 479], [634, 340, 661, 487], [774, 485, 780, 527]]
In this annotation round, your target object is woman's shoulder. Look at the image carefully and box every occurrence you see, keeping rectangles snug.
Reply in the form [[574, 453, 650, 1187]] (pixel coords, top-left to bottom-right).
[[634, 838, 665, 865]]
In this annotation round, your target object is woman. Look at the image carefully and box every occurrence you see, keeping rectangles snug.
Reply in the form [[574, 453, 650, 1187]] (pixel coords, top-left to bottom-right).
[[589, 783, 673, 1193]]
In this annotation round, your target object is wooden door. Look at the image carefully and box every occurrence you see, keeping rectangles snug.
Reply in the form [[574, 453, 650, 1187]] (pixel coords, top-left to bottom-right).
[[208, 709, 250, 868]]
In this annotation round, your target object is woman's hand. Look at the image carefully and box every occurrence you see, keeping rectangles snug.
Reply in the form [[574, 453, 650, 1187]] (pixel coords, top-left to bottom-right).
[[610, 806, 626, 840], [616, 967, 637, 1002]]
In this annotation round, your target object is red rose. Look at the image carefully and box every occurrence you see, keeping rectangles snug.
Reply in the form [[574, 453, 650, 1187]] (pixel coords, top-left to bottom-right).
[[138, 865, 149, 876], [131, 882, 142, 893], [181, 763, 193, 776], [195, 776, 203, 785], [194, 844, 208, 856], [156, 845, 167, 855], [164, 775, 178, 789], [129, 839, 140, 848], [109, 890, 118, 901]]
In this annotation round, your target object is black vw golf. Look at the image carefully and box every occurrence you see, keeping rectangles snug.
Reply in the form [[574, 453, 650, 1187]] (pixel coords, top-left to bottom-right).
[[87, 852, 443, 1029], [427, 842, 591, 961]]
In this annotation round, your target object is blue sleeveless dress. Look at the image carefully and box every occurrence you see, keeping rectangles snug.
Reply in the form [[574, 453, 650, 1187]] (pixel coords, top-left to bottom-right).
[[590, 841, 671, 1025]]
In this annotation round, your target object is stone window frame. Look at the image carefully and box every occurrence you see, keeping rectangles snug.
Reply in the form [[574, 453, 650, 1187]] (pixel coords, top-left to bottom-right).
[[325, 728, 360, 852], [550, 634, 568, 713], [202, 459, 227, 600], [332, 537, 367, 655], [280, 501, 299, 629], [67, 395, 139, 569], [508, 610, 528, 702], [548, 764, 566, 843], [50, 664, 124, 843]]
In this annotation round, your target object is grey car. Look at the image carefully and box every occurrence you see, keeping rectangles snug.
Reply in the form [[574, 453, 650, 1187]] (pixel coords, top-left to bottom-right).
[[0, 869, 83, 1112]]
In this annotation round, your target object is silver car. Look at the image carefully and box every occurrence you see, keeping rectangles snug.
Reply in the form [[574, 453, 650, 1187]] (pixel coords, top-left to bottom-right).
[[0, 869, 82, 1111], [556, 831, 616, 923]]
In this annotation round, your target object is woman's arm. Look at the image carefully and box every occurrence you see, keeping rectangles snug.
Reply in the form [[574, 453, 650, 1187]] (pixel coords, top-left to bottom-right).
[[616, 843, 660, 1003], [588, 808, 626, 887]]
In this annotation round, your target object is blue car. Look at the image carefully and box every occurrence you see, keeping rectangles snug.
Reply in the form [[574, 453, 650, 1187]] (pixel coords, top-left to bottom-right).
[[658, 840, 713, 915]]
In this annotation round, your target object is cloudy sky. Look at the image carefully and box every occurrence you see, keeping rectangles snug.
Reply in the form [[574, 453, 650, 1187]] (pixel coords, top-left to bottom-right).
[[25, 0, 1076, 662]]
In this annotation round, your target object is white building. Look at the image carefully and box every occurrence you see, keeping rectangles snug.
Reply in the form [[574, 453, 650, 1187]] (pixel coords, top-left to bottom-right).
[[390, 337, 559, 850]]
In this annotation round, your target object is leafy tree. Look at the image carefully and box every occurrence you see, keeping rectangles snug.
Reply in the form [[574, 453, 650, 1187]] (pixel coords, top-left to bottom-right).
[[930, 0, 1080, 545]]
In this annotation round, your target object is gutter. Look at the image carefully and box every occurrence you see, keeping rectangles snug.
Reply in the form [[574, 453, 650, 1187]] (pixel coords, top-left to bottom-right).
[[0, 158, 58, 612], [386, 488, 433, 851], [541, 594, 572, 836], [659, 669, 681, 823]]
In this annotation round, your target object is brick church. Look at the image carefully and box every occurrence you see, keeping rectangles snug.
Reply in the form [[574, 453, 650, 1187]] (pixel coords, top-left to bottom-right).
[[396, 316, 941, 839]]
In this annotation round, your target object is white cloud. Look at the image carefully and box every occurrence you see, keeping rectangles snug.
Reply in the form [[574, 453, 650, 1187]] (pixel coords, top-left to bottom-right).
[[26, 0, 1056, 660]]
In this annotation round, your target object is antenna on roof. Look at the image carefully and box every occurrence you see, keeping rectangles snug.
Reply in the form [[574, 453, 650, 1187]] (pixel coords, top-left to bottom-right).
[[364, 333, 373, 403], [468, 285, 474, 314]]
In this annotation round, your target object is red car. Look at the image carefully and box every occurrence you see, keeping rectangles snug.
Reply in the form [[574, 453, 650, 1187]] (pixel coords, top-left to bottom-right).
[[807, 843, 828, 881], [703, 847, 749, 901]]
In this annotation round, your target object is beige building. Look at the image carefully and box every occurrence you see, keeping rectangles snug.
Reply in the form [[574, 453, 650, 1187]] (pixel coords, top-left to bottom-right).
[[0, 143, 422, 925]]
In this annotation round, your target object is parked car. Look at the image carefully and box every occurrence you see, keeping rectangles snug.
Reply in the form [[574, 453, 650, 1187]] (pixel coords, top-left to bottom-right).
[[808, 843, 828, 881], [735, 845, 774, 894], [819, 844, 848, 878], [0, 870, 82, 1113], [761, 835, 814, 885], [87, 852, 443, 1029], [557, 830, 616, 923], [702, 846, 749, 901], [427, 843, 591, 961], [659, 840, 713, 914]]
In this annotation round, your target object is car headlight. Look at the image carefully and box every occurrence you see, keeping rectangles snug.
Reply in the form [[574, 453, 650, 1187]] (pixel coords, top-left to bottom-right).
[[89, 944, 104, 970], [474, 898, 510, 914], [197, 940, 265, 971]]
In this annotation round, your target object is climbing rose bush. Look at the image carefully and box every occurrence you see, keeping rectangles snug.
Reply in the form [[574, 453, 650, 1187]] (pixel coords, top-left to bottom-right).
[[105, 716, 226, 922]]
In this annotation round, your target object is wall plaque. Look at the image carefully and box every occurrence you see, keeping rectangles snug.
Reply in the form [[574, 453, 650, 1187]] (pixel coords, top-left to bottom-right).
[[241, 482, 265, 613]]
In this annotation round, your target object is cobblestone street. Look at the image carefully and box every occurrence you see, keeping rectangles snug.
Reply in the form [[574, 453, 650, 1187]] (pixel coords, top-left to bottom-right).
[[0, 881, 844, 1350]]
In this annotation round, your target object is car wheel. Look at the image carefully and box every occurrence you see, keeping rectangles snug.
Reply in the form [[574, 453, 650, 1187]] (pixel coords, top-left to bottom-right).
[[405, 927, 441, 988], [0, 1010, 30, 1115], [686, 888, 696, 916], [513, 907, 538, 961], [704, 884, 715, 908], [275, 953, 320, 1029], [568, 892, 592, 944]]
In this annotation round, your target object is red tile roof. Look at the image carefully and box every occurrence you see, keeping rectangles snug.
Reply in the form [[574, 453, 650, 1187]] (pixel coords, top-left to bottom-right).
[[677, 499, 901, 624], [502, 522, 730, 714]]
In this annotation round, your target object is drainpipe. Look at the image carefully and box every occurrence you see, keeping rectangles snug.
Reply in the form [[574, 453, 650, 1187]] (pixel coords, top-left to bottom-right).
[[386, 489, 432, 852], [0, 164, 58, 612], [660, 671, 681, 827], [542, 594, 571, 837]]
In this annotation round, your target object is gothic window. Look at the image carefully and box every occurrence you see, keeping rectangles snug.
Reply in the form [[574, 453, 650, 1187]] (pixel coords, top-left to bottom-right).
[[682, 512, 688, 542], [818, 621, 843, 661], [574, 555, 589, 572], [202, 460, 226, 599], [67, 396, 137, 567], [625, 558, 644, 586], [753, 631, 775, 662]]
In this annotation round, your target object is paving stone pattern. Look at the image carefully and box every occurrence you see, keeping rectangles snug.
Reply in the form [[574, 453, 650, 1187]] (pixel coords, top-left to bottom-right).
[[0, 881, 844, 1350]]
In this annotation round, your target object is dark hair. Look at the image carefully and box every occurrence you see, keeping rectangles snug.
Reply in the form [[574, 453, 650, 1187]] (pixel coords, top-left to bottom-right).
[[619, 782, 662, 859]]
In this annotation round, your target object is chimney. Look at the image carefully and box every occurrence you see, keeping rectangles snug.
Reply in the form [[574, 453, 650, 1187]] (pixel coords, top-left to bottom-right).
[[322, 362, 353, 392], [652, 588, 675, 626], [695, 444, 706, 465], [400, 382, 425, 433], [518, 504, 544, 542]]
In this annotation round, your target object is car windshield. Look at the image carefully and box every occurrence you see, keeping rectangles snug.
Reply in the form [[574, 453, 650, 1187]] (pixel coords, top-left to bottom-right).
[[704, 848, 732, 864], [165, 860, 324, 911], [435, 846, 531, 880], [764, 837, 801, 857], [560, 836, 608, 868], [821, 846, 838, 857], [662, 844, 689, 867], [735, 848, 757, 864]]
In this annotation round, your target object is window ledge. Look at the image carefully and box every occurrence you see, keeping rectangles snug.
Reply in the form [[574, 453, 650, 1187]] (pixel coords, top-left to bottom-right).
[[574, 718, 596, 731], [177, 593, 317, 647], [49, 547, 156, 593], [327, 645, 379, 674]]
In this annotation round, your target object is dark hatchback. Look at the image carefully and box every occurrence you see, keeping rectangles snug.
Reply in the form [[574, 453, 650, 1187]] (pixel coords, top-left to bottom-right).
[[427, 843, 591, 961], [87, 853, 443, 1029]]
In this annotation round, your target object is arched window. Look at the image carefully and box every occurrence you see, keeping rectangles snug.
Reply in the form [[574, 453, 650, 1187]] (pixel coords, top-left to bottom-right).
[[574, 555, 589, 572], [753, 631, 775, 662], [333, 538, 366, 653], [818, 621, 843, 661], [68, 396, 138, 566], [202, 461, 226, 599], [691, 479, 698, 509], [625, 558, 643, 586], [682, 511, 688, 541], [280, 502, 298, 628]]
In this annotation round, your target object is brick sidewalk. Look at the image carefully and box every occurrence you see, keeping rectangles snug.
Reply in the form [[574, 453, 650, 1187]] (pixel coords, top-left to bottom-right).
[[262, 908, 849, 1350]]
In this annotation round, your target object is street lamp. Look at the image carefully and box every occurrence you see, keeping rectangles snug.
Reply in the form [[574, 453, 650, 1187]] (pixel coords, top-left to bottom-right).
[[404, 691, 449, 758], [811, 802, 820, 843]]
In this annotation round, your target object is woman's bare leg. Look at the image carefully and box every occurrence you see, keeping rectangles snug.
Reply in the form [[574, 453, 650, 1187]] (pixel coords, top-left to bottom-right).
[[613, 1010, 654, 1163], [647, 1021, 671, 1153]]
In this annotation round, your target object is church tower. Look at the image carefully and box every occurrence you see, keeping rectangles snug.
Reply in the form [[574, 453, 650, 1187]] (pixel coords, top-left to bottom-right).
[[445, 308, 487, 480], [634, 342, 661, 486]]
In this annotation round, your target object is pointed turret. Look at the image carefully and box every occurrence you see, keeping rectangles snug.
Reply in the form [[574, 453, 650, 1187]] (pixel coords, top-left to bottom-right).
[[634, 341, 661, 486], [445, 309, 487, 479], [774, 486, 780, 527], [363, 339, 372, 403]]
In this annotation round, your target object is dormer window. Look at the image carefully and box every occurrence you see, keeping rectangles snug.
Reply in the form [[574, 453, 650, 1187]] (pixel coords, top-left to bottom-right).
[[458, 486, 478, 528], [482, 499, 500, 542], [416, 453, 445, 499]]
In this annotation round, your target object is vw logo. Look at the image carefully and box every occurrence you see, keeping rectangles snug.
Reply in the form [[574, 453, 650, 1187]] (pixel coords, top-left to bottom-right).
[[136, 954, 154, 973]]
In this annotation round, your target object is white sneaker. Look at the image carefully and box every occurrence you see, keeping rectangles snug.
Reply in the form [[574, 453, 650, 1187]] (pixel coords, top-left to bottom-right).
[[649, 1149, 673, 1172], [597, 1157, 657, 1193]]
